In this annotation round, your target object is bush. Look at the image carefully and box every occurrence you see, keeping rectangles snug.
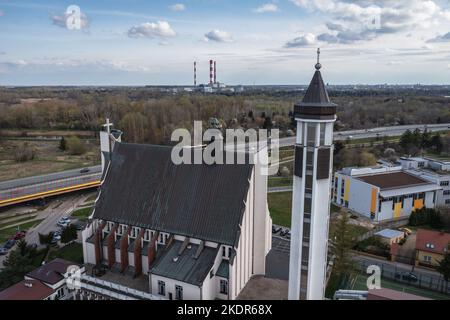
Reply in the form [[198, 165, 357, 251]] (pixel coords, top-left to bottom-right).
[[61, 225, 78, 243], [65, 136, 86, 155], [13, 142, 36, 162], [409, 207, 442, 229]]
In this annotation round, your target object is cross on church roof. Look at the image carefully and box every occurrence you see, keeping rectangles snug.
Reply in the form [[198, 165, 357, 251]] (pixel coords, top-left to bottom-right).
[[315, 48, 322, 70], [102, 118, 113, 134]]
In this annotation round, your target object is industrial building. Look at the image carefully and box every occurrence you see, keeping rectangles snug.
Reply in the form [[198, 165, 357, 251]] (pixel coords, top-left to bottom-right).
[[398, 157, 450, 208], [80, 123, 272, 300], [333, 165, 441, 221]]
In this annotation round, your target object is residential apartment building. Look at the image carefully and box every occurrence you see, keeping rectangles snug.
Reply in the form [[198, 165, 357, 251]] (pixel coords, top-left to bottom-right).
[[415, 229, 450, 267]]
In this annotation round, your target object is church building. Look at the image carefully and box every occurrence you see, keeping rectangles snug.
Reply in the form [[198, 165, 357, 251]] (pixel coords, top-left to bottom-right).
[[81, 127, 272, 300]]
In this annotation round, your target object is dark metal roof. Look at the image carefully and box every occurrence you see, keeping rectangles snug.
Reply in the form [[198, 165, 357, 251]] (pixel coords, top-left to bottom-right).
[[93, 142, 253, 246], [356, 171, 431, 190], [216, 260, 229, 279], [26, 258, 79, 285], [150, 241, 218, 286]]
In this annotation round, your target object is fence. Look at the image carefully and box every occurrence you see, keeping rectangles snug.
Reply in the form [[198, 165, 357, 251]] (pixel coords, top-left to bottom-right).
[[357, 259, 450, 295]]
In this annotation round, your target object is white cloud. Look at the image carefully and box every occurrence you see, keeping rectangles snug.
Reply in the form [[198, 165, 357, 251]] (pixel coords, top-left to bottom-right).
[[284, 33, 316, 48], [128, 21, 176, 39], [427, 32, 450, 43], [254, 3, 279, 13], [168, 4, 186, 12], [51, 9, 89, 30], [204, 30, 234, 43], [289, 0, 450, 44]]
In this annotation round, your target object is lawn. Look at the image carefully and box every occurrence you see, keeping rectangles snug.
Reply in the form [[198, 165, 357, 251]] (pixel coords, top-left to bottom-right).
[[72, 206, 93, 222], [268, 177, 293, 188], [268, 192, 292, 227], [349, 272, 450, 300], [0, 219, 44, 243], [47, 242, 84, 264]]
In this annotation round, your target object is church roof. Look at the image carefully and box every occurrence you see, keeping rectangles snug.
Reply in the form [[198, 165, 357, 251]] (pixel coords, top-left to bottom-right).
[[294, 49, 337, 119], [93, 143, 253, 246], [300, 70, 334, 107]]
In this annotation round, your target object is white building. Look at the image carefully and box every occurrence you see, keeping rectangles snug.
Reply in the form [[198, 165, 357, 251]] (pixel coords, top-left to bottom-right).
[[333, 166, 441, 221], [398, 157, 450, 208], [81, 131, 272, 300], [289, 49, 336, 300]]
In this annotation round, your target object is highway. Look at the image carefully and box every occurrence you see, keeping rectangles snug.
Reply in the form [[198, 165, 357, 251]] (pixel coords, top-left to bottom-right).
[[275, 123, 450, 148]]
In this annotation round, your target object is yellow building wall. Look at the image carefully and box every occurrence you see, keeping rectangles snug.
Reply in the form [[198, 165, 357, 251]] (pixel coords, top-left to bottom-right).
[[413, 199, 424, 210], [393, 203, 402, 219], [344, 179, 350, 201], [370, 188, 377, 214], [416, 250, 444, 267]]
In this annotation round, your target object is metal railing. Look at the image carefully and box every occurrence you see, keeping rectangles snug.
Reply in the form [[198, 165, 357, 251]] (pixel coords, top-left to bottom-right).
[[80, 275, 165, 300]]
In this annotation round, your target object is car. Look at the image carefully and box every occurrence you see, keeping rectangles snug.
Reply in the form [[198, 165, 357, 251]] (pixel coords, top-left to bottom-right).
[[395, 272, 418, 282], [75, 223, 85, 231], [58, 217, 71, 224], [398, 227, 412, 235], [3, 239, 15, 249], [0, 247, 8, 255], [272, 226, 281, 234], [13, 231, 26, 240], [280, 228, 289, 237], [80, 168, 90, 174], [57, 220, 70, 228], [51, 234, 61, 244]]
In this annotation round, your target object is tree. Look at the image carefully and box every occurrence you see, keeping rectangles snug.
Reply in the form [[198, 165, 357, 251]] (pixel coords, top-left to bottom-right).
[[430, 134, 443, 154], [59, 136, 66, 151], [436, 249, 450, 282], [38, 232, 54, 246], [119, 112, 148, 143], [330, 212, 356, 276], [13, 142, 36, 162], [61, 224, 78, 243], [65, 136, 86, 155]]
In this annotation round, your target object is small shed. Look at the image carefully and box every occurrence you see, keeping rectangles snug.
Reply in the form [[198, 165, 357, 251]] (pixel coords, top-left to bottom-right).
[[375, 229, 405, 245]]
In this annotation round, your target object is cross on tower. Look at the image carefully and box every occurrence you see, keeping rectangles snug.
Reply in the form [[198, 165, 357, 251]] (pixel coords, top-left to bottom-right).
[[315, 48, 322, 70], [103, 118, 113, 134]]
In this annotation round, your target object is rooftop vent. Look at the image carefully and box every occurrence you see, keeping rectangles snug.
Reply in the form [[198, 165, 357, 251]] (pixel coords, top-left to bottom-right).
[[173, 256, 179, 263]]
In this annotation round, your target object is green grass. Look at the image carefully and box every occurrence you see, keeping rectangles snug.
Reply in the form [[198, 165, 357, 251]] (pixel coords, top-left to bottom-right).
[[0, 215, 38, 229], [85, 193, 99, 202], [0, 219, 43, 243], [47, 242, 83, 264], [268, 177, 293, 188], [268, 192, 292, 227], [349, 272, 450, 300], [72, 206, 93, 221]]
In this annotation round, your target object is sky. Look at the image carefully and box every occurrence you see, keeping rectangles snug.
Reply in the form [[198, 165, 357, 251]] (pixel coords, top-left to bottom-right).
[[0, 0, 450, 85]]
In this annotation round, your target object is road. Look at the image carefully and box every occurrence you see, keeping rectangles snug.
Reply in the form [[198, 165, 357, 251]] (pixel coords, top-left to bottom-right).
[[0, 194, 89, 268], [0, 165, 102, 191], [275, 123, 450, 148]]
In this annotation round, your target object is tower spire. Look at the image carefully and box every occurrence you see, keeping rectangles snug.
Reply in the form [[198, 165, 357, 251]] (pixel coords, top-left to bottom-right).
[[315, 48, 321, 70]]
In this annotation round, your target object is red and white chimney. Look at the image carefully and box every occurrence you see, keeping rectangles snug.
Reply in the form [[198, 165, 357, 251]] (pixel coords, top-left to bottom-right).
[[209, 59, 213, 85], [214, 61, 217, 84], [194, 61, 197, 86]]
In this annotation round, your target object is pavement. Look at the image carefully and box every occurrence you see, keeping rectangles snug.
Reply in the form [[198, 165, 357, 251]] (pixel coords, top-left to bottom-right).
[[268, 186, 292, 193]]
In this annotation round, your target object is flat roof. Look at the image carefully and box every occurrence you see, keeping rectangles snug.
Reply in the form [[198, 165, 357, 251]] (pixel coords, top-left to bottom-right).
[[150, 241, 219, 286], [356, 171, 431, 190], [375, 229, 404, 239]]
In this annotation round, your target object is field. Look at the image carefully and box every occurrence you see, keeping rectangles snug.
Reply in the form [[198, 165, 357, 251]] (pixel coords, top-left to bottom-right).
[[0, 137, 100, 181], [0, 219, 43, 243], [268, 191, 292, 227], [348, 272, 450, 300], [47, 242, 84, 264]]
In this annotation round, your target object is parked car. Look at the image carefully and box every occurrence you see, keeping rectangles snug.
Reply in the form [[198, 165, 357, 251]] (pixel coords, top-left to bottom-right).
[[57, 219, 71, 228], [280, 228, 289, 237], [395, 272, 418, 282], [13, 231, 26, 240], [51, 234, 61, 244], [57, 217, 71, 224], [75, 223, 86, 231], [80, 168, 90, 173], [0, 247, 8, 255], [272, 226, 281, 234], [3, 239, 15, 249]]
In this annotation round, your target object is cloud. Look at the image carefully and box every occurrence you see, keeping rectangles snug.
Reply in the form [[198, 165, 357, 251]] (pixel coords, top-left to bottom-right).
[[427, 32, 450, 43], [289, 0, 450, 44], [128, 21, 176, 39], [254, 3, 279, 13], [168, 4, 186, 12], [51, 7, 89, 30], [204, 30, 234, 43], [284, 33, 316, 48]]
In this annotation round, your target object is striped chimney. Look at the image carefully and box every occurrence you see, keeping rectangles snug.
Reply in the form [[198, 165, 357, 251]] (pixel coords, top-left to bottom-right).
[[214, 61, 217, 84], [194, 61, 197, 86], [209, 59, 213, 85]]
